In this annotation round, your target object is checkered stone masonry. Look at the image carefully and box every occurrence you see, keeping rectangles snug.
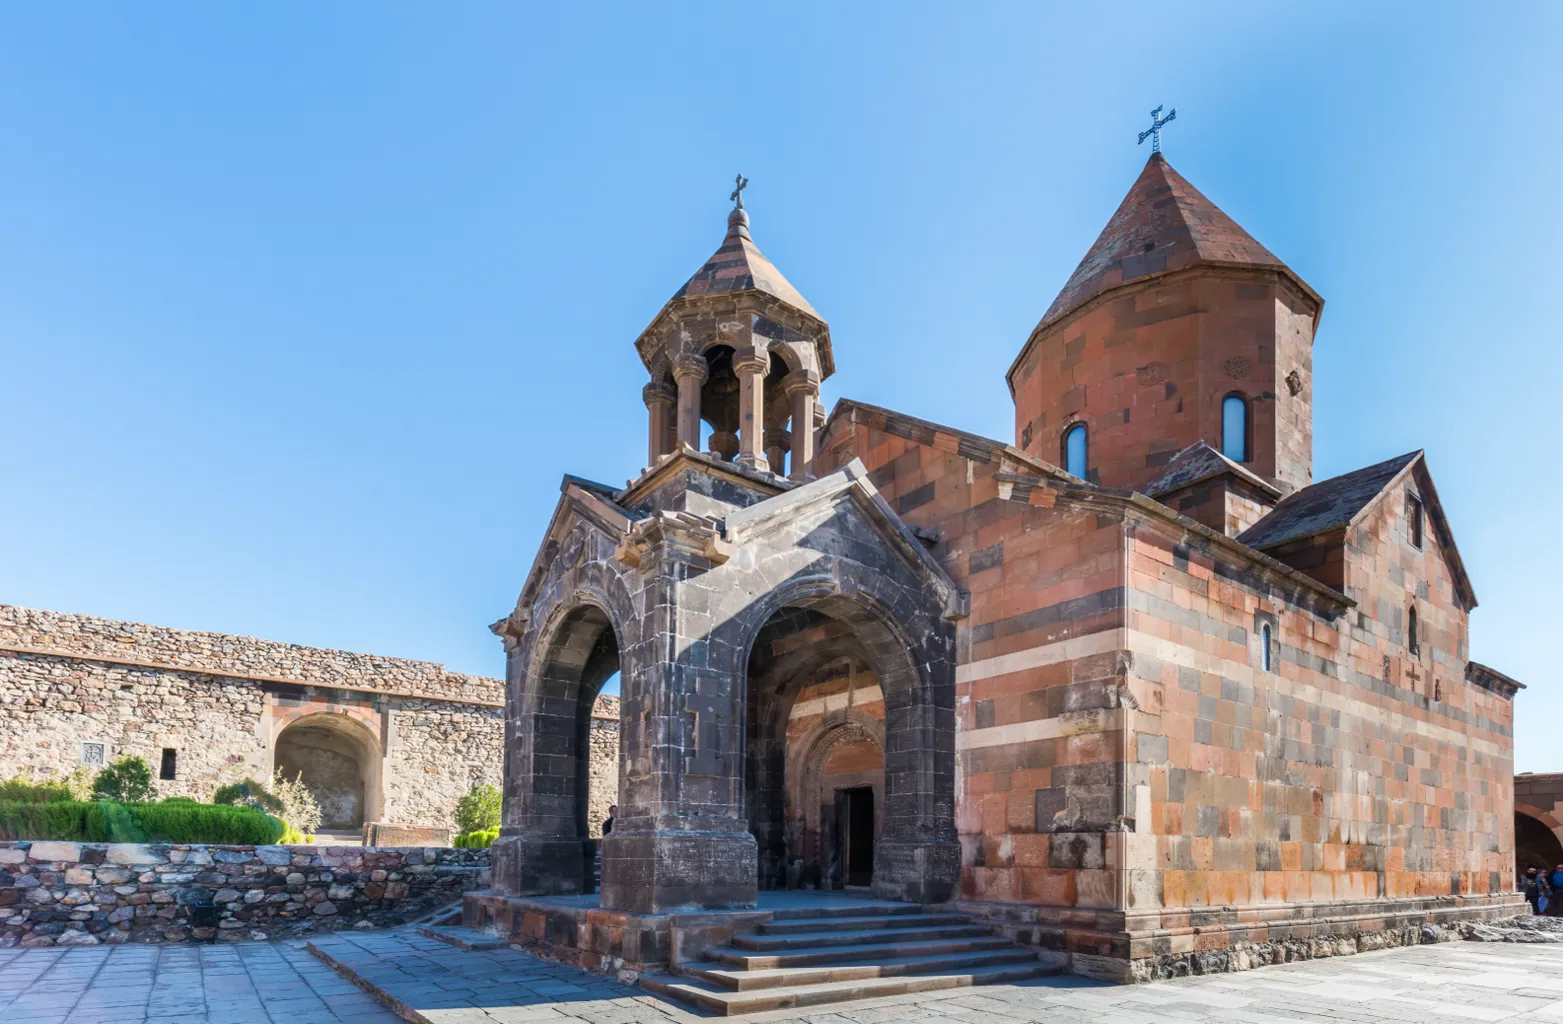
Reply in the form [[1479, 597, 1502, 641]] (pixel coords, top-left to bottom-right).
[[815, 399, 1522, 981]]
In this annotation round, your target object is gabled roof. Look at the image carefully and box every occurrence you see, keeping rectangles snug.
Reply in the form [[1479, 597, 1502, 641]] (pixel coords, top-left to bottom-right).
[[672, 208, 821, 322], [723, 458, 967, 622], [1237, 450, 1478, 609], [1237, 452, 1419, 550], [1035, 153, 1316, 332], [1144, 441, 1282, 499]]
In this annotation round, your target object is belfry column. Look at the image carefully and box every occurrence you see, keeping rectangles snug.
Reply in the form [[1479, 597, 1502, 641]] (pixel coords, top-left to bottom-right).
[[784, 370, 820, 482], [672, 355, 707, 452], [734, 347, 769, 472], [764, 428, 789, 477], [642, 381, 676, 465]]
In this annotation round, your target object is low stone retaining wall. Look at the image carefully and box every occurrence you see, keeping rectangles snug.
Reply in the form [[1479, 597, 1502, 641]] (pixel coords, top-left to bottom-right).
[[0, 841, 489, 947]]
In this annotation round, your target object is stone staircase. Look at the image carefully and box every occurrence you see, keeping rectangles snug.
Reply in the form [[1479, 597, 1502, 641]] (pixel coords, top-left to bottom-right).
[[639, 901, 1053, 1014]]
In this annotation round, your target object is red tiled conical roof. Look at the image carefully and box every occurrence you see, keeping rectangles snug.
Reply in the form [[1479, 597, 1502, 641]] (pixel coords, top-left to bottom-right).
[[1037, 153, 1301, 331]]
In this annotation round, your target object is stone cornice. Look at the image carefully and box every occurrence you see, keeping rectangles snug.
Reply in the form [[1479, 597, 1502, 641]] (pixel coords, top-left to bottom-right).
[[617, 448, 791, 509], [635, 291, 834, 379], [1466, 660, 1524, 700]]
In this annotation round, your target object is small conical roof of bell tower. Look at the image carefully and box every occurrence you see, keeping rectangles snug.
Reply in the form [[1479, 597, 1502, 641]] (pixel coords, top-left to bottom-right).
[[672, 206, 822, 322], [1036, 153, 1315, 332]]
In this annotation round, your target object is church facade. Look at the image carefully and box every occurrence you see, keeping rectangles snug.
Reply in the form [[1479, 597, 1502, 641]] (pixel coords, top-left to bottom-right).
[[479, 154, 1525, 980]]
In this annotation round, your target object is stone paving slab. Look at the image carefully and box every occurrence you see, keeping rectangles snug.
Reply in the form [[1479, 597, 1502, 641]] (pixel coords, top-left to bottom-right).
[[9, 932, 1563, 1023], [0, 940, 401, 1023]]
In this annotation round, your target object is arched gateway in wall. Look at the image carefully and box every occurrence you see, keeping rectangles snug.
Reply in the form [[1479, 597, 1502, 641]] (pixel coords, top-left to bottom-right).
[[490, 459, 964, 914]]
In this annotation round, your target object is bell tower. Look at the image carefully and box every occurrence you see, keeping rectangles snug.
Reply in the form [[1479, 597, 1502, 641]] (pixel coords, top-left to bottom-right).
[[1007, 153, 1322, 496], [635, 183, 832, 481]]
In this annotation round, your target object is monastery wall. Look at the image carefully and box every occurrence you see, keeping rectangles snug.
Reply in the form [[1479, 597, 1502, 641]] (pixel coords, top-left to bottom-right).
[[0, 605, 631, 836], [0, 605, 502, 704]]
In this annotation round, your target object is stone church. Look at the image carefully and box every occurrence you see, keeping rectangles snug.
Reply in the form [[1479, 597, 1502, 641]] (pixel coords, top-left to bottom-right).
[[474, 152, 1526, 983]]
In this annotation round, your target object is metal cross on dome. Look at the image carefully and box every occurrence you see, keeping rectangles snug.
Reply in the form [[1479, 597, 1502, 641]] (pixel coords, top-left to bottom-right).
[[1138, 105, 1176, 153], [730, 173, 748, 210]]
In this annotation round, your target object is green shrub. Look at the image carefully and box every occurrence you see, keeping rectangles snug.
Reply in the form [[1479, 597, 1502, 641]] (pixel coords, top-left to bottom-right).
[[453, 828, 497, 849], [0, 774, 76, 804], [453, 783, 501, 834], [214, 778, 279, 811], [0, 799, 284, 845], [278, 822, 304, 844], [161, 796, 198, 804], [92, 756, 156, 803]]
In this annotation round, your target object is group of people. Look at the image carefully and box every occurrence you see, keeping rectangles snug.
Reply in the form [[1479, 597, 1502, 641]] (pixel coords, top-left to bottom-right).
[[1522, 865, 1563, 914]]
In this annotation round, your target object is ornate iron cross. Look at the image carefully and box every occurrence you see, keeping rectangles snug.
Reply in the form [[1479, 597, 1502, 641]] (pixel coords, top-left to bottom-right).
[[1138, 105, 1177, 153], [730, 173, 749, 210]]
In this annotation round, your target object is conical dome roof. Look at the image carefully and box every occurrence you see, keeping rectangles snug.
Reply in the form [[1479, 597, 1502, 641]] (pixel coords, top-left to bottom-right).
[[672, 208, 821, 322], [1037, 153, 1310, 331]]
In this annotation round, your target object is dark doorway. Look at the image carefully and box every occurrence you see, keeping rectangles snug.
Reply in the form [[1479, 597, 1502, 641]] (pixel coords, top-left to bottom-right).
[[836, 786, 875, 888], [1517, 812, 1563, 883]]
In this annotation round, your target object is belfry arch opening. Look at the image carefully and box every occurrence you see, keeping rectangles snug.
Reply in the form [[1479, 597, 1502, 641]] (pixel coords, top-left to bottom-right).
[[274, 714, 382, 832]]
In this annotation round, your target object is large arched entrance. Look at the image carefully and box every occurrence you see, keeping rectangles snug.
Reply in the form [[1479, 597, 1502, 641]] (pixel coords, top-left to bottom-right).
[[741, 588, 957, 904], [274, 714, 381, 831], [496, 600, 620, 896]]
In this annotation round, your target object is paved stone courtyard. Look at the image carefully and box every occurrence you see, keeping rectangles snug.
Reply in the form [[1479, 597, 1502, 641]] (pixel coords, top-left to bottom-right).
[[7, 929, 1563, 1023]]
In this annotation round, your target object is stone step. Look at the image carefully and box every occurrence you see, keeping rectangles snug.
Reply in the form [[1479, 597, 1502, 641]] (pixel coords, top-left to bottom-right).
[[731, 923, 993, 951], [678, 946, 1043, 990], [757, 912, 972, 935], [641, 961, 1049, 1015], [767, 900, 923, 921], [416, 924, 509, 951], [708, 934, 1014, 970]]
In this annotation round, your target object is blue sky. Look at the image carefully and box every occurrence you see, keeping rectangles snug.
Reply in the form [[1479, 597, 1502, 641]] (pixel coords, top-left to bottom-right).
[[2, 4, 1557, 767]]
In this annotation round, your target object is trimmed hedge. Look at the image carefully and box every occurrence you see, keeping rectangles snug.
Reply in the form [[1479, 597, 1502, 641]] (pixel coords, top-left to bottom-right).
[[0, 778, 75, 804], [453, 828, 497, 849], [0, 800, 286, 845]]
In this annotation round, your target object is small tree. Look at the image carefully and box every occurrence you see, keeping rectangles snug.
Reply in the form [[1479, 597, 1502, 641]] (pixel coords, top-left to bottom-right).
[[267, 770, 322, 837], [214, 771, 321, 837], [92, 756, 156, 803], [453, 783, 501, 834]]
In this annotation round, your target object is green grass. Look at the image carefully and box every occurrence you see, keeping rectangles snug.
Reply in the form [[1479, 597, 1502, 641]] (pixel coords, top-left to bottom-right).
[[453, 828, 497, 849]]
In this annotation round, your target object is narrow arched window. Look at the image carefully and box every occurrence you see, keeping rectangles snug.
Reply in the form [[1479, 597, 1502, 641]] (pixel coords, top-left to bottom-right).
[[1408, 606, 1420, 656], [1260, 623, 1273, 672], [1063, 424, 1087, 478], [1222, 394, 1248, 462]]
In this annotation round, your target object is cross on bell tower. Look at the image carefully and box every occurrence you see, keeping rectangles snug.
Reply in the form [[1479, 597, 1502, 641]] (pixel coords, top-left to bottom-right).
[[1138, 104, 1177, 154]]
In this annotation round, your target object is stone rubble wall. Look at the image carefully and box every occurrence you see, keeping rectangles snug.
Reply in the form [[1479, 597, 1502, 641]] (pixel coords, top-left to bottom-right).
[[0, 602, 621, 838], [0, 650, 270, 799], [0, 604, 503, 705], [587, 696, 620, 838], [0, 841, 489, 947]]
